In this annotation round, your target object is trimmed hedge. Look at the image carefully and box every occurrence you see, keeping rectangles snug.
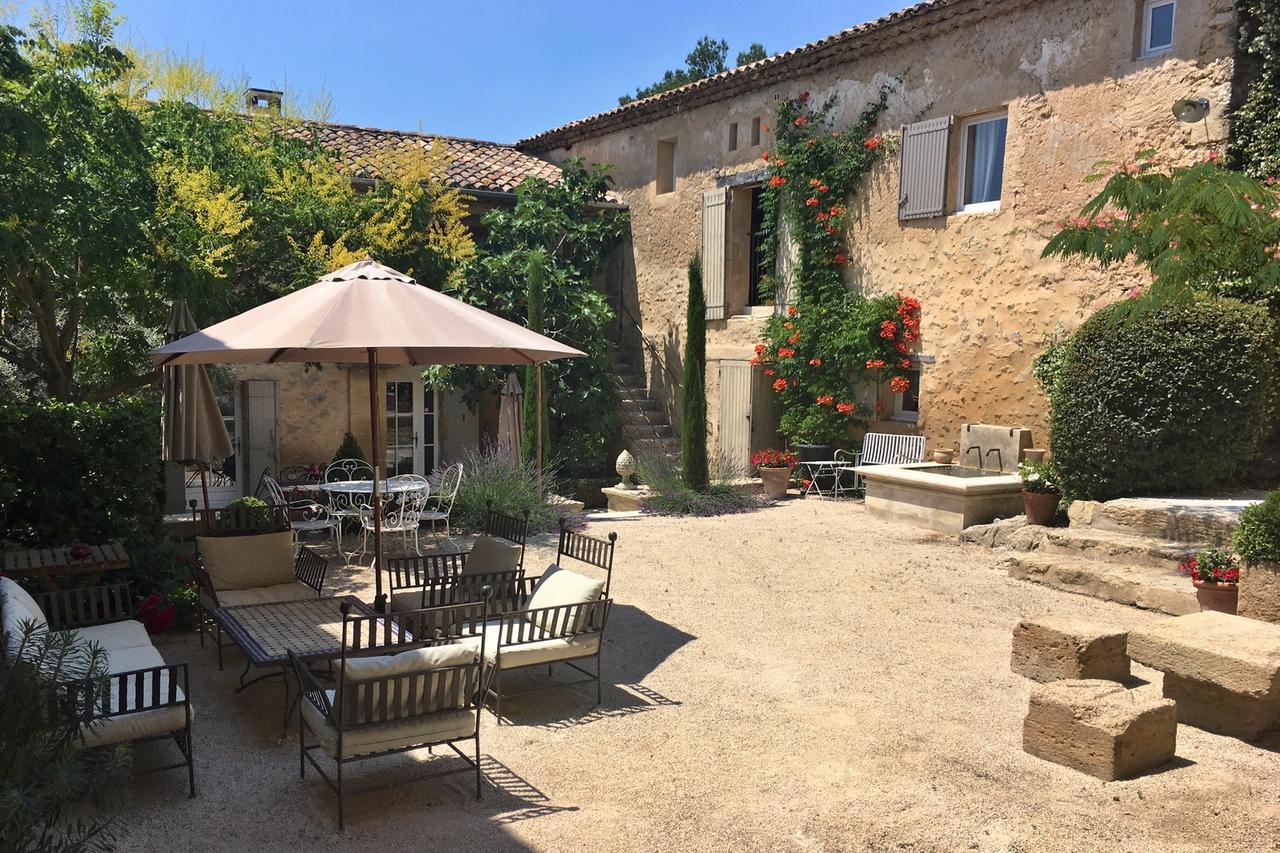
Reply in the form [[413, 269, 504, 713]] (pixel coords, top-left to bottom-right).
[[1234, 490, 1280, 563], [1047, 299, 1277, 501], [0, 397, 163, 547]]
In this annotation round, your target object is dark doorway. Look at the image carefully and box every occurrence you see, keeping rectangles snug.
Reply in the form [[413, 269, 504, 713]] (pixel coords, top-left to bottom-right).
[[747, 186, 769, 306]]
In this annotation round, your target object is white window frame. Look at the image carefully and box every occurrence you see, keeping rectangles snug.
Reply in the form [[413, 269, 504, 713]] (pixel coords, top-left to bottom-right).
[[891, 363, 921, 424], [1141, 0, 1176, 58], [956, 112, 1008, 214]]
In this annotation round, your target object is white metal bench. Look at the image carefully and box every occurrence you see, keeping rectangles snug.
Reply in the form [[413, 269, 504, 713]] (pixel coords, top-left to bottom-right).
[[849, 433, 926, 493]]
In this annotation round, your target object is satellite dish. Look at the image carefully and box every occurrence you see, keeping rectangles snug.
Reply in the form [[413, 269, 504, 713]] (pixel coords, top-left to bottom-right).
[[1172, 97, 1210, 123]]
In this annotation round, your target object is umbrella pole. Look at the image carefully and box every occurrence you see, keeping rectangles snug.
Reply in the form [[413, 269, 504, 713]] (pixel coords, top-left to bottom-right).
[[199, 464, 212, 532], [367, 347, 386, 612], [536, 364, 543, 497]]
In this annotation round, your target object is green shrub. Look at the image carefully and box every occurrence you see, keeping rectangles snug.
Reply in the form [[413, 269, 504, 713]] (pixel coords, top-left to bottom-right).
[[636, 453, 763, 516], [682, 254, 709, 492], [450, 445, 580, 534], [0, 397, 162, 548], [331, 432, 366, 464], [1047, 298, 1277, 501], [1234, 490, 1280, 563]]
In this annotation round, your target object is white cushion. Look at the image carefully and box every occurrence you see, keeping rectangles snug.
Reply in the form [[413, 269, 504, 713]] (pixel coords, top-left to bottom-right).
[[463, 622, 600, 670], [462, 536, 522, 575], [339, 643, 477, 724], [196, 531, 296, 591], [525, 565, 605, 633], [389, 589, 426, 613], [78, 644, 192, 748], [1, 576, 47, 642], [73, 620, 153, 655], [302, 691, 476, 758], [217, 582, 316, 608]]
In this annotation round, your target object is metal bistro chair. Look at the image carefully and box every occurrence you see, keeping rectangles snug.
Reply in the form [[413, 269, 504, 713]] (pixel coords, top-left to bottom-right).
[[325, 459, 375, 557], [359, 475, 431, 557], [832, 448, 863, 499], [420, 463, 463, 550], [262, 474, 341, 552], [289, 599, 491, 830]]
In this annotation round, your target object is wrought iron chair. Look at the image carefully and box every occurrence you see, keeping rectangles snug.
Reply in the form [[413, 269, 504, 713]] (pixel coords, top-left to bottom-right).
[[324, 459, 375, 557], [262, 474, 340, 552], [420, 463, 464, 550], [279, 465, 321, 486], [289, 599, 491, 829], [832, 448, 864, 499], [357, 475, 430, 556]]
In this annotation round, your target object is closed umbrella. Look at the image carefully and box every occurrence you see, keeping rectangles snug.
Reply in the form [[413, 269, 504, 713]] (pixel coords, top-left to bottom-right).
[[162, 300, 234, 526], [496, 371, 523, 461], [149, 257, 583, 611]]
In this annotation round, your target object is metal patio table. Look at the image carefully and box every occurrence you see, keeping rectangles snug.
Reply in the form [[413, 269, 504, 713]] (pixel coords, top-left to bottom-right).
[[214, 595, 402, 736]]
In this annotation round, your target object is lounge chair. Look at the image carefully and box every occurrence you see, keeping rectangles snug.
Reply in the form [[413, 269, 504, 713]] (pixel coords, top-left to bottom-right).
[[289, 600, 490, 830]]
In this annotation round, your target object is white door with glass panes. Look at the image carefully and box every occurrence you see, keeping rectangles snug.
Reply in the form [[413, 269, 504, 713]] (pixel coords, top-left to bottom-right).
[[384, 379, 438, 477]]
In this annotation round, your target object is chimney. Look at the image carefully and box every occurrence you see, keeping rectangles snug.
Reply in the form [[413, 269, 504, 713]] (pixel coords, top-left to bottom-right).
[[244, 87, 283, 115]]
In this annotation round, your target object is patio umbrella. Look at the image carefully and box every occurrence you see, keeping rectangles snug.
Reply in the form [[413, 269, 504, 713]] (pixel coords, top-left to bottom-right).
[[162, 300, 234, 528], [496, 371, 523, 461], [149, 257, 583, 611]]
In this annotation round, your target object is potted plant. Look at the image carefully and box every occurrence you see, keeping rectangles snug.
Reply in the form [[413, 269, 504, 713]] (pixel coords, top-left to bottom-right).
[[1018, 459, 1060, 526], [1179, 548, 1240, 614], [1232, 490, 1280, 623], [753, 448, 798, 500]]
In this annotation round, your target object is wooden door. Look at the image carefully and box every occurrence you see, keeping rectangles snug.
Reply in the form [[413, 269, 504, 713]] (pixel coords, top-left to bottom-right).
[[719, 360, 752, 478], [240, 379, 278, 494]]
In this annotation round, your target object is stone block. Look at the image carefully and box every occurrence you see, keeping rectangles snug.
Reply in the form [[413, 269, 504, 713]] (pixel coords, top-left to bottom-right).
[[1127, 611, 1280, 740], [1023, 680, 1177, 780], [1240, 561, 1280, 626], [1011, 618, 1130, 683]]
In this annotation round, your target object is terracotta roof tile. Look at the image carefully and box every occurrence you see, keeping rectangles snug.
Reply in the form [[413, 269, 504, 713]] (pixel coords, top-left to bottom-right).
[[517, 0, 1025, 152], [278, 120, 561, 194]]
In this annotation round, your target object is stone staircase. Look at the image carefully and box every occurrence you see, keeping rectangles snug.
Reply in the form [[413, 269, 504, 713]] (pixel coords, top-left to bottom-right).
[[965, 496, 1259, 616], [613, 364, 681, 463]]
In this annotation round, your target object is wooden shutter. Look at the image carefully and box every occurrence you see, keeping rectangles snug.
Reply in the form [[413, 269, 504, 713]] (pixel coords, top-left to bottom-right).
[[898, 117, 951, 220], [773, 212, 798, 315], [718, 360, 752, 477], [240, 379, 278, 492], [702, 188, 728, 320]]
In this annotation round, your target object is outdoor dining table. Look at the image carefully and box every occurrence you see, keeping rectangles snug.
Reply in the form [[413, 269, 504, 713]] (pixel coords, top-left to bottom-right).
[[214, 595, 404, 737]]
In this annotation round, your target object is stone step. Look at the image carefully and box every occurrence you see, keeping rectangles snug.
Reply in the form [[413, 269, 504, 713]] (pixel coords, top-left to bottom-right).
[[622, 420, 673, 438], [1068, 497, 1260, 546], [1037, 527, 1201, 572], [621, 397, 661, 415], [1004, 552, 1198, 617]]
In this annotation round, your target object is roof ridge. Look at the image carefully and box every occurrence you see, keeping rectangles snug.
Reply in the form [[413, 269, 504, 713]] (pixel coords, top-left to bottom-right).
[[292, 116, 521, 150], [517, 0, 1016, 150]]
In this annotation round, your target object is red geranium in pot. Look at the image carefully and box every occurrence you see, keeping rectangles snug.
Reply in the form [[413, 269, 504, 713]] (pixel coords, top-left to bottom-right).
[[1179, 548, 1240, 614], [753, 448, 798, 501]]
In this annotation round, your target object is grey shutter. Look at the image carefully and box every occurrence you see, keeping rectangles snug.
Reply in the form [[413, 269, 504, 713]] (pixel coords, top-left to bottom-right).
[[718, 360, 752, 477], [702, 188, 728, 320], [241, 379, 278, 492], [773, 212, 798, 315], [898, 117, 951, 221]]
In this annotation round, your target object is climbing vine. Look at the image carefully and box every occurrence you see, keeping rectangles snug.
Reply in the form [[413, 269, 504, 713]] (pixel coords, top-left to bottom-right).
[[753, 85, 922, 446], [1232, 0, 1280, 179]]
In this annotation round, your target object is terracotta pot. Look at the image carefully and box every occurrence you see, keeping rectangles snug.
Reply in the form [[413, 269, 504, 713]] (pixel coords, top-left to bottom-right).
[[1022, 448, 1047, 463], [758, 466, 793, 500], [932, 449, 954, 464], [1192, 579, 1239, 615], [1023, 490, 1061, 526]]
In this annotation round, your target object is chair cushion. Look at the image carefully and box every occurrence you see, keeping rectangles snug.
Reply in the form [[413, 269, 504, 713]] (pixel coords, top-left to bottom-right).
[[338, 643, 477, 724], [463, 622, 600, 670], [462, 536, 521, 575], [1, 576, 47, 645], [302, 691, 475, 759], [73, 620, 153, 655], [196, 531, 296, 591], [389, 589, 426, 613], [80, 654, 190, 748], [525, 565, 605, 633], [217, 582, 317, 608]]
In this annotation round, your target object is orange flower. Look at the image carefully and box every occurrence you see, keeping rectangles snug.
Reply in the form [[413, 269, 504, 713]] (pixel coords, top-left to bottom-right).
[[806, 138, 816, 147], [815, 212, 829, 221], [763, 368, 775, 376], [836, 402, 854, 415], [787, 332, 800, 344], [787, 306, 798, 317], [890, 376, 910, 394], [809, 358, 822, 366], [830, 205, 844, 216], [769, 175, 786, 188], [899, 358, 912, 369], [806, 197, 819, 207], [866, 359, 885, 369], [754, 343, 766, 355], [817, 394, 834, 406], [874, 400, 886, 415], [818, 185, 829, 193], [833, 253, 848, 265], [880, 320, 897, 339], [773, 378, 788, 392], [783, 321, 793, 330], [777, 347, 796, 358], [794, 116, 809, 126], [809, 179, 821, 187], [863, 136, 882, 151], [762, 151, 771, 161], [824, 224, 837, 234]]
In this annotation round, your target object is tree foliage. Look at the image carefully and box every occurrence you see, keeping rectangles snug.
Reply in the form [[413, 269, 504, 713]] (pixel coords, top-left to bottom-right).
[[1041, 153, 1280, 311], [681, 254, 708, 491], [1231, 0, 1280, 179], [522, 248, 549, 464], [427, 160, 628, 476], [619, 36, 766, 105]]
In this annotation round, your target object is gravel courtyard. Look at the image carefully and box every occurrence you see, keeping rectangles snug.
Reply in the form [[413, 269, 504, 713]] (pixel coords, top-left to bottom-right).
[[116, 499, 1280, 852]]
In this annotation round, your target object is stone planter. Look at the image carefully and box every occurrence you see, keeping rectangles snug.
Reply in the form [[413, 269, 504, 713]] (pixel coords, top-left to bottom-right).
[[932, 449, 954, 464], [1023, 491, 1061, 526], [758, 466, 793, 501], [1192, 579, 1239, 615], [1239, 560, 1280, 624], [1022, 448, 1048, 463]]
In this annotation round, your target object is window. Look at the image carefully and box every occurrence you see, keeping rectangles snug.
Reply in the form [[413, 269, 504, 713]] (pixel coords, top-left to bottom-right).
[[656, 138, 676, 194], [892, 365, 921, 423], [1142, 0, 1175, 57], [750, 116, 761, 147], [958, 113, 1007, 212], [728, 122, 739, 151]]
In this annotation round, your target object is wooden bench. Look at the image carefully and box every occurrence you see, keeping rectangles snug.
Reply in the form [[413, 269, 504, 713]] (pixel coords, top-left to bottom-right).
[[2, 542, 129, 592]]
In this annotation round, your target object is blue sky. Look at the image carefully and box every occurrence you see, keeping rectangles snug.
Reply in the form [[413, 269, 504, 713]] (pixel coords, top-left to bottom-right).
[[61, 0, 906, 142]]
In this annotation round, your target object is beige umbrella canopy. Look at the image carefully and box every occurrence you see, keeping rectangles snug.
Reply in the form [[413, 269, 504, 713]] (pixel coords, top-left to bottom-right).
[[150, 257, 583, 610], [162, 301, 234, 519], [496, 371, 524, 460]]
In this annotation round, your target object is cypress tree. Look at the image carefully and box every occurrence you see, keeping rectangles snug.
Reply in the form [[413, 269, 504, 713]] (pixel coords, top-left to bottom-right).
[[523, 248, 549, 463], [682, 253, 709, 491]]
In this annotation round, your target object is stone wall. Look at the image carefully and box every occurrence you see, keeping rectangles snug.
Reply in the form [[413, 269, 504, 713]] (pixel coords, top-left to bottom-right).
[[532, 0, 1237, 457]]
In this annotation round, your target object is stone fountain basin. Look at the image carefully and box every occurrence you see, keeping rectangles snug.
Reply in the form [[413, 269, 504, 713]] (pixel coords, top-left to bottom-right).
[[855, 462, 1023, 535]]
